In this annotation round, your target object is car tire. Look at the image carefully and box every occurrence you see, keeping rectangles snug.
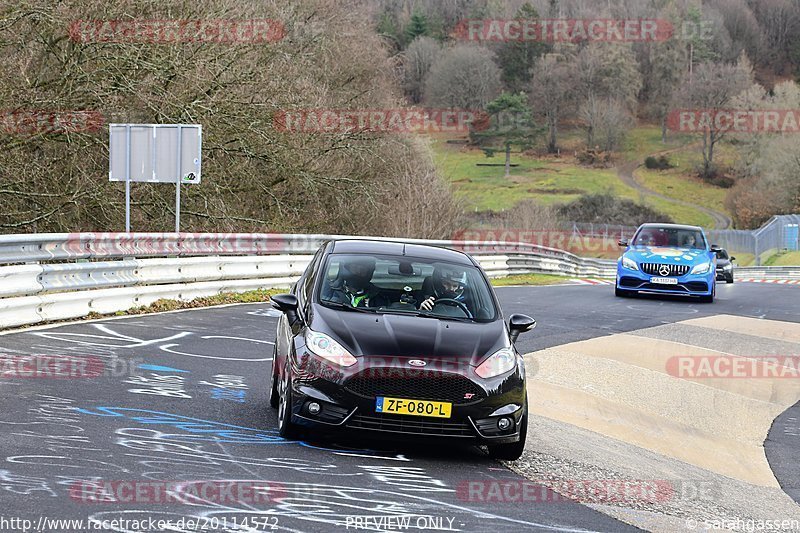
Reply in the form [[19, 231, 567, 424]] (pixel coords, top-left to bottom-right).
[[699, 283, 715, 303], [268, 345, 279, 409], [277, 360, 300, 439], [726, 276, 734, 284], [487, 409, 527, 461]]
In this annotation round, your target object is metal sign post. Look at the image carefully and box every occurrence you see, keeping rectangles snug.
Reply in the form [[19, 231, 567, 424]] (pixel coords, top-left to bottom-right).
[[109, 124, 202, 233]]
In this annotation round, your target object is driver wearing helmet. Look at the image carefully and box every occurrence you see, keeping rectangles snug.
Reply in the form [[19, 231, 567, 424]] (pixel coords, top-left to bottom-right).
[[323, 256, 380, 308], [419, 265, 469, 312]]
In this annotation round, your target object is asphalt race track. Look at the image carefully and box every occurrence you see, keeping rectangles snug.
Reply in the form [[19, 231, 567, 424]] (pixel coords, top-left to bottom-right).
[[0, 282, 798, 532]]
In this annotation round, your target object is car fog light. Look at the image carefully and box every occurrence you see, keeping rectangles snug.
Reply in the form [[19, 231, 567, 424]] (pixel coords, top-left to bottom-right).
[[307, 402, 322, 415], [497, 417, 512, 431]]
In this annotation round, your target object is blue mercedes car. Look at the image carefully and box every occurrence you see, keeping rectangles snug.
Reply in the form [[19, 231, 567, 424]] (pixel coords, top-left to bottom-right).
[[615, 223, 717, 303]]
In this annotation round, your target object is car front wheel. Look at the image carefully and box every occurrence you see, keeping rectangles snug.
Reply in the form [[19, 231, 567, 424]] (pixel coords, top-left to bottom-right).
[[269, 346, 279, 409], [277, 360, 300, 438], [699, 283, 716, 303]]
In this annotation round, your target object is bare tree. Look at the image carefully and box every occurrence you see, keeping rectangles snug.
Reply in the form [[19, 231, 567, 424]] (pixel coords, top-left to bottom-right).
[[674, 59, 751, 178], [368, 137, 463, 239], [749, 0, 800, 71], [424, 44, 502, 110], [574, 43, 641, 147], [529, 53, 575, 153], [592, 98, 633, 152], [401, 36, 441, 104], [0, 0, 461, 236]]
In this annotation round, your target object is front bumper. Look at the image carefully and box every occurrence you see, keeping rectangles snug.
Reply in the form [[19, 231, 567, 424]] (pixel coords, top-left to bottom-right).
[[616, 265, 714, 296], [286, 353, 527, 445], [716, 268, 733, 281]]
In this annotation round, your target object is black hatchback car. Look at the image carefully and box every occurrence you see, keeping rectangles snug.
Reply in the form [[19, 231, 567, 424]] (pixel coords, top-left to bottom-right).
[[714, 248, 735, 283], [268, 239, 536, 459]]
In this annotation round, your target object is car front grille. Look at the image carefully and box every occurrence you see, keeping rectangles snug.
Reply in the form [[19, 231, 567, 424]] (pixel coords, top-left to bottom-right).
[[641, 263, 690, 276], [343, 370, 484, 405], [346, 412, 474, 436]]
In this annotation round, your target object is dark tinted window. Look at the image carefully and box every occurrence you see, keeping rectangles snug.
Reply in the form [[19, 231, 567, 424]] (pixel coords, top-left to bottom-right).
[[632, 227, 707, 250], [318, 253, 497, 322]]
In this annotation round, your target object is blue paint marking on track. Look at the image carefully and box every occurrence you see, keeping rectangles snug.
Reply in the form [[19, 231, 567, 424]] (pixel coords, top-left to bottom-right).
[[138, 364, 189, 373]]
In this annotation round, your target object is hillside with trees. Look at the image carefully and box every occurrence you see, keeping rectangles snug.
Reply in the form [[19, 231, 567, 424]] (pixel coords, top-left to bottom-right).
[[378, 0, 800, 229], [0, 0, 798, 236]]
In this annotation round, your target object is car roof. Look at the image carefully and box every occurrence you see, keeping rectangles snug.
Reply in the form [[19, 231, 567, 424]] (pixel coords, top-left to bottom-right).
[[329, 239, 474, 265], [638, 223, 704, 232]]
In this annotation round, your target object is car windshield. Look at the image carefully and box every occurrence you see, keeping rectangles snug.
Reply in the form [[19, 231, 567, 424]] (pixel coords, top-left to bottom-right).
[[716, 250, 729, 260], [631, 227, 707, 250], [317, 253, 498, 322]]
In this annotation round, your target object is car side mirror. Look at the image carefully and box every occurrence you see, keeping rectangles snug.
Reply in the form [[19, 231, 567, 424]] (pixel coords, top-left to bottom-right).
[[271, 293, 298, 312], [730, 256, 736, 261], [509, 314, 536, 343], [618, 239, 628, 247], [271, 293, 300, 325]]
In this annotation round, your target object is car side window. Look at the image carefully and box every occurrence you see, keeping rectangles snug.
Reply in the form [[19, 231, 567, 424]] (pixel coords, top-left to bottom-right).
[[297, 249, 323, 309]]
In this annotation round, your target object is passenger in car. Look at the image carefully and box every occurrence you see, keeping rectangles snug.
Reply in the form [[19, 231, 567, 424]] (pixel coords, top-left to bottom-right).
[[321, 256, 383, 308]]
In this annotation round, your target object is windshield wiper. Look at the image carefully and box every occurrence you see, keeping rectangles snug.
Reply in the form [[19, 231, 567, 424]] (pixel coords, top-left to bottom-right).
[[320, 301, 377, 313], [379, 308, 473, 322]]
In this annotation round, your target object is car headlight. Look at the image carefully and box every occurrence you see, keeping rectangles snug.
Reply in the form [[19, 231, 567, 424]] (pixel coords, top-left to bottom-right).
[[723, 264, 732, 271], [304, 330, 357, 367], [621, 256, 639, 271], [475, 348, 516, 379], [691, 262, 712, 274]]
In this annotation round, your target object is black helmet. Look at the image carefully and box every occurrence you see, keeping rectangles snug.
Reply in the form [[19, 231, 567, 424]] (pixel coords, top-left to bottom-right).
[[341, 256, 376, 291], [433, 265, 466, 299]]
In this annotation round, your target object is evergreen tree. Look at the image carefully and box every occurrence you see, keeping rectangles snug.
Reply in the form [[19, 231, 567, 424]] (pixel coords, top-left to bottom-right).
[[496, 3, 550, 93], [470, 93, 543, 177]]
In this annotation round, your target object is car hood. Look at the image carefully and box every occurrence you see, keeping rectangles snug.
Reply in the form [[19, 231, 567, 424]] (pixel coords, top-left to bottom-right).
[[310, 304, 507, 366], [624, 246, 712, 265]]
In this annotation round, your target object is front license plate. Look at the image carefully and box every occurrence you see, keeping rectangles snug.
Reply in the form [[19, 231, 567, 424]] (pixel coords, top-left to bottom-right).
[[650, 277, 678, 285], [375, 397, 452, 418]]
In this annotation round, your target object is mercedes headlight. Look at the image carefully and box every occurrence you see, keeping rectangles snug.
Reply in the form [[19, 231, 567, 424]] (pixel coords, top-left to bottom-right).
[[304, 330, 357, 367], [475, 348, 516, 379], [691, 262, 712, 275], [621, 256, 639, 271]]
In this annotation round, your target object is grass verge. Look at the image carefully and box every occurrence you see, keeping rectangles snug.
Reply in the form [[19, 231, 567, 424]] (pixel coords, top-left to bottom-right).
[[490, 273, 572, 286], [86, 289, 282, 319], [763, 251, 800, 266]]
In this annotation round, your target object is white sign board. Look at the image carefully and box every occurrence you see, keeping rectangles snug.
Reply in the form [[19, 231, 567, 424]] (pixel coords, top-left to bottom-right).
[[109, 124, 202, 184]]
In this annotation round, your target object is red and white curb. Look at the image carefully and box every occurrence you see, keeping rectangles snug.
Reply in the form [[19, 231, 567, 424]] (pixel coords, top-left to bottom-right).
[[571, 279, 615, 285], [573, 278, 800, 285], [738, 279, 800, 284]]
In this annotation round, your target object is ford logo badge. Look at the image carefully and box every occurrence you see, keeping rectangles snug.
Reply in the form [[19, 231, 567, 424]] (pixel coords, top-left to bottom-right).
[[408, 360, 427, 367]]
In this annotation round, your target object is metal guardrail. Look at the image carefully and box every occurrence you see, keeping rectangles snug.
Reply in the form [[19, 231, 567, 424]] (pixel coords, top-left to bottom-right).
[[0, 232, 795, 329]]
